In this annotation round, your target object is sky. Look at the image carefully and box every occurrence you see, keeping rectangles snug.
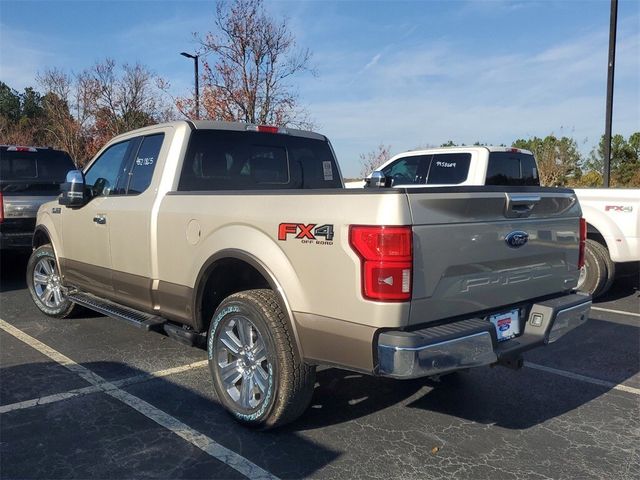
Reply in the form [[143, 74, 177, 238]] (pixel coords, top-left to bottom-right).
[[0, 0, 638, 177]]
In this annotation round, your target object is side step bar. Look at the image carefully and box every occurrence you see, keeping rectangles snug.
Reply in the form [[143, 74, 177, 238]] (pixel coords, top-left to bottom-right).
[[68, 292, 166, 332]]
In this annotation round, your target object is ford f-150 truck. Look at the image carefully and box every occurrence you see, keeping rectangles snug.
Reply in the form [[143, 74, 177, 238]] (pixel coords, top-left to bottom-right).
[[367, 146, 639, 298], [28, 121, 591, 428], [1, 145, 75, 250]]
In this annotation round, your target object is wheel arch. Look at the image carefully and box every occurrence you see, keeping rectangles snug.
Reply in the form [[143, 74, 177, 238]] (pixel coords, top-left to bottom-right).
[[192, 249, 304, 357]]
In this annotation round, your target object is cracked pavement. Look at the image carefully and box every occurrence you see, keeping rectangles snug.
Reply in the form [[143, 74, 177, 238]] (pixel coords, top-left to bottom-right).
[[1, 252, 638, 479]]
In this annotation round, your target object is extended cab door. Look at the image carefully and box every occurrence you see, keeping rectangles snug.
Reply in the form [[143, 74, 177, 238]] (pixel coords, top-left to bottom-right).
[[106, 132, 165, 311], [60, 139, 139, 294]]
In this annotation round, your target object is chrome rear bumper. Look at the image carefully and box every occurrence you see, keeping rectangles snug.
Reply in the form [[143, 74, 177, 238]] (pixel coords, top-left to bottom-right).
[[377, 293, 591, 379]]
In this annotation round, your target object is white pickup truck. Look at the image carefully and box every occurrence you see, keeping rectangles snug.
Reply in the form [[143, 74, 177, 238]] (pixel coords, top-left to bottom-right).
[[366, 146, 639, 298]]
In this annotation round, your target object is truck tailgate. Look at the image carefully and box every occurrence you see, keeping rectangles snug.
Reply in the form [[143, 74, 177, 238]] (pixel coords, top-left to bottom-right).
[[407, 187, 582, 326]]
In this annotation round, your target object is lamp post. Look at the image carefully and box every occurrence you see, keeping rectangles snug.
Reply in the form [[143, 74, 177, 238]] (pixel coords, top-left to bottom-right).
[[603, 0, 618, 188], [180, 52, 199, 120]]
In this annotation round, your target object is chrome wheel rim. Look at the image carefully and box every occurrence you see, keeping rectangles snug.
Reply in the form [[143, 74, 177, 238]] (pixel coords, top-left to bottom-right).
[[33, 257, 65, 308], [216, 315, 270, 410], [577, 264, 587, 289]]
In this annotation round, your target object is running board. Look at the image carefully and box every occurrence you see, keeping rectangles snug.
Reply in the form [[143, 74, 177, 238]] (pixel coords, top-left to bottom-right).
[[68, 292, 166, 332]]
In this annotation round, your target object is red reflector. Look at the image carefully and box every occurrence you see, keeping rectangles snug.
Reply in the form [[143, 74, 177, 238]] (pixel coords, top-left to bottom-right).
[[257, 125, 279, 134], [350, 225, 412, 302], [578, 218, 587, 269]]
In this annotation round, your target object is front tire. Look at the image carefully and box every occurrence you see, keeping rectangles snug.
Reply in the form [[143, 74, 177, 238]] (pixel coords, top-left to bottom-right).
[[26, 245, 76, 318], [207, 289, 315, 429]]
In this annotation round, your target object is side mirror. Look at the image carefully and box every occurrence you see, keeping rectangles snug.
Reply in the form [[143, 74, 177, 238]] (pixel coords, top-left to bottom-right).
[[365, 171, 387, 188], [59, 170, 87, 207]]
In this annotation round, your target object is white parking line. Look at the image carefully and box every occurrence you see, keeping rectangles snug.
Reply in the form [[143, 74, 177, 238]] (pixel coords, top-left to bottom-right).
[[591, 306, 640, 318], [0, 319, 278, 480], [525, 362, 640, 396], [0, 360, 209, 414]]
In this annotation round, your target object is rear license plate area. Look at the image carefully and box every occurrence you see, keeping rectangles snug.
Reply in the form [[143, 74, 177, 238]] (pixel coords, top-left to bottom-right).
[[489, 309, 521, 342]]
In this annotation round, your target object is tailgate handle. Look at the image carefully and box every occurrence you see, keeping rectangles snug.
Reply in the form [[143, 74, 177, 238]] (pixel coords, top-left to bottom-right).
[[505, 194, 541, 217]]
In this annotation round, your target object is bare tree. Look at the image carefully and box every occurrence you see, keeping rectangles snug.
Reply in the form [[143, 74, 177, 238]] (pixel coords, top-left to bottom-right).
[[188, 0, 313, 127], [38, 60, 173, 165], [37, 68, 94, 165], [359, 144, 392, 178]]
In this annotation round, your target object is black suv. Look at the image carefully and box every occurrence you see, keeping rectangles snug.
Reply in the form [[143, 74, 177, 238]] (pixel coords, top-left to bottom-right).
[[0, 146, 75, 250]]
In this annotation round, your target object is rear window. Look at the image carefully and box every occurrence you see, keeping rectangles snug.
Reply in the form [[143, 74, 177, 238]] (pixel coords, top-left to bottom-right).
[[177, 130, 342, 191], [0, 148, 75, 182], [486, 152, 539, 186], [381, 152, 471, 186]]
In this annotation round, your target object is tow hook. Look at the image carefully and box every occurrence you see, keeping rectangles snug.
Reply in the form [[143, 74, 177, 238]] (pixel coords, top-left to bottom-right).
[[498, 356, 524, 370]]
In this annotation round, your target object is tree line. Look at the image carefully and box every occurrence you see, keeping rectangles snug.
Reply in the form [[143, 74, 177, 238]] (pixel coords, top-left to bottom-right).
[[358, 133, 640, 188], [0, 0, 310, 166]]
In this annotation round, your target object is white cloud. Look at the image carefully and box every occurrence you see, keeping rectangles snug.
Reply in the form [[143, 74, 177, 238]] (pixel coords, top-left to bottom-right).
[[304, 24, 639, 176], [0, 23, 61, 90], [363, 53, 381, 70]]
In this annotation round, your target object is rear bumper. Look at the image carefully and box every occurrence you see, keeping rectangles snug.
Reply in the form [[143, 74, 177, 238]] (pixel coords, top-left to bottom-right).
[[0, 218, 36, 250], [0, 231, 34, 249], [377, 292, 591, 378]]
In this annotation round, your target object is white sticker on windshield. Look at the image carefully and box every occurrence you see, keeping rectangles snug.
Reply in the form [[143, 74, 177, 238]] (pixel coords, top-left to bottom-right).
[[323, 161, 333, 181]]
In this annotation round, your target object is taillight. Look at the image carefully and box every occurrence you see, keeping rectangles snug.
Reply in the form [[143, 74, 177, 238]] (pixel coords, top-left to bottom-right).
[[349, 225, 412, 301], [0, 192, 4, 224], [578, 218, 587, 269]]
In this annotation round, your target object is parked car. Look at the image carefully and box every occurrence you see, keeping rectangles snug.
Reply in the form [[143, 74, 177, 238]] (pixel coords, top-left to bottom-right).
[[0, 145, 75, 251], [370, 146, 639, 297], [28, 122, 590, 428]]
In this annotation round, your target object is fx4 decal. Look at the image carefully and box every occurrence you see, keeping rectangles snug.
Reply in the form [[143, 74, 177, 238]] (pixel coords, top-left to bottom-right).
[[278, 223, 335, 245], [605, 205, 633, 213]]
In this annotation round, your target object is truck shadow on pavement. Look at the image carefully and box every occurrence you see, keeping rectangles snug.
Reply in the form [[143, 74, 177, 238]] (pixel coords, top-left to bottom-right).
[[0, 250, 30, 293], [0, 360, 342, 479]]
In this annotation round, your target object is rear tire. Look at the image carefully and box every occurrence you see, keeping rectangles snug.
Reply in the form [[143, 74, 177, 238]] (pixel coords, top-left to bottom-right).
[[207, 289, 316, 429], [577, 239, 608, 298], [26, 245, 76, 318], [587, 240, 615, 298]]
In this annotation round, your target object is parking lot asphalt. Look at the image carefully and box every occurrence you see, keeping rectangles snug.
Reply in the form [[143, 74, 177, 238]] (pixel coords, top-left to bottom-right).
[[1, 251, 639, 479]]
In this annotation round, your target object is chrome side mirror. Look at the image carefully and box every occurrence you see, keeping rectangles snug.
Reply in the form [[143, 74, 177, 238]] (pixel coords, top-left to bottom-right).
[[59, 170, 87, 207], [365, 171, 387, 188]]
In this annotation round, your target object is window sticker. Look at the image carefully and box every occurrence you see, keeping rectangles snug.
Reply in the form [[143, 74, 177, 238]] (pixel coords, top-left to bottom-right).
[[322, 161, 333, 181], [136, 156, 155, 166], [435, 161, 456, 168]]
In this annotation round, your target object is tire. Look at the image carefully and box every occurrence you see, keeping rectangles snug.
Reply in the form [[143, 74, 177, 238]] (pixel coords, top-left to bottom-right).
[[207, 289, 316, 429], [576, 239, 608, 298], [587, 240, 616, 298], [26, 244, 76, 318]]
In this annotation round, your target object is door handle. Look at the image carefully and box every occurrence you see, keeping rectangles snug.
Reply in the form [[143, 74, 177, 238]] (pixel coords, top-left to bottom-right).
[[93, 215, 107, 225]]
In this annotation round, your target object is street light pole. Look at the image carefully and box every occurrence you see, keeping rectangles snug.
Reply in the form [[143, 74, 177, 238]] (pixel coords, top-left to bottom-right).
[[180, 52, 200, 120], [603, 0, 618, 188]]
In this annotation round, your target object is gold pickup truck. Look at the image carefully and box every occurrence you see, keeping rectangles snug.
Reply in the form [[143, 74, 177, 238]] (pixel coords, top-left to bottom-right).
[[28, 120, 591, 428]]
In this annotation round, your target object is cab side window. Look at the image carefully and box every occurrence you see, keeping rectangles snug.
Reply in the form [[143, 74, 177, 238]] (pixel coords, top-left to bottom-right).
[[126, 134, 164, 194], [84, 140, 133, 197], [382, 156, 424, 185]]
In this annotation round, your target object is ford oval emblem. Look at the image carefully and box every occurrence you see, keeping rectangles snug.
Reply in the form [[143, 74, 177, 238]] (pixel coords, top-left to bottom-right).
[[505, 231, 529, 248]]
